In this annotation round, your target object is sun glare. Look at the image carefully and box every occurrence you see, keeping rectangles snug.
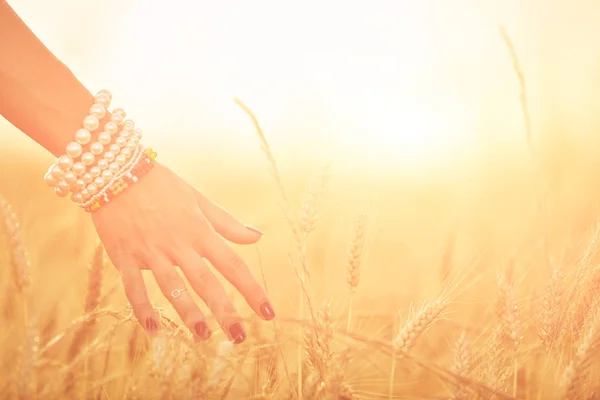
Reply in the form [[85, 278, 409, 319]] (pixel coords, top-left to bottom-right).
[[90, 0, 493, 171], [6, 0, 529, 173]]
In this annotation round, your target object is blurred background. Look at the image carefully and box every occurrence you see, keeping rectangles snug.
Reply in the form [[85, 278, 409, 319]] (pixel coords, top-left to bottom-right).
[[2, 0, 600, 346]]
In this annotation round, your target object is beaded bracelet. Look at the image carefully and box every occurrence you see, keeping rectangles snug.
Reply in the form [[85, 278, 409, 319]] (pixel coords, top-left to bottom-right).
[[43, 90, 156, 213], [43, 90, 144, 203], [82, 148, 157, 212], [73, 125, 142, 204]]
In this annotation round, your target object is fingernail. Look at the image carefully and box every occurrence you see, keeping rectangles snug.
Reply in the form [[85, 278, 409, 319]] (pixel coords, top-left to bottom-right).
[[245, 225, 264, 236], [229, 323, 246, 344], [259, 301, 276, 320], [145, 318, 159, 334], [194, 321, 210, 339]]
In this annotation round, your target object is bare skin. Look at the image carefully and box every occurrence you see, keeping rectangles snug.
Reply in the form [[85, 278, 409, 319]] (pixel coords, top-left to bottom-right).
[[0, 0, 275, 342]]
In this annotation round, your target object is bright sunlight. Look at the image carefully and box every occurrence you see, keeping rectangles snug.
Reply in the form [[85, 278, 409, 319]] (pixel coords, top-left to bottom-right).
[[3, 0, 600, 398]]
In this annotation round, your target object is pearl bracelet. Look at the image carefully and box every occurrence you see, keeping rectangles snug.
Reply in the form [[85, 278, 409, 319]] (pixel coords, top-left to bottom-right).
[[43, 92, 112, 197], [43, 89, 150, 208], [81, 147, 157, 212], [73, 125, 142, 203]]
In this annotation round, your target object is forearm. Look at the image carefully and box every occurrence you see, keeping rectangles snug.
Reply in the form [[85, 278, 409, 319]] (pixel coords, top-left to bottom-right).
[[0, 1, 97, 157]]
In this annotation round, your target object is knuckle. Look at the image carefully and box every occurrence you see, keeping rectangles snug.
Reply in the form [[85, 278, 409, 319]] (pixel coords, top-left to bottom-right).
[[227, 252, 247, 272], [240, 278, 264, 301], [192, 221, 218, 250], [188, 265, 214, 284], [155, 268, 181, 285], [212, 301, 238, 322]]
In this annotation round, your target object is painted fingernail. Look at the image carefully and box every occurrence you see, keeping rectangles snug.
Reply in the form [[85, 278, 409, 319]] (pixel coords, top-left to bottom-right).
[[145, 318, 159, 334], [229, 323, 246, 344], [245, 225, 264, 236], [259, 301, 275, 320], [194, 321, 210, 339]]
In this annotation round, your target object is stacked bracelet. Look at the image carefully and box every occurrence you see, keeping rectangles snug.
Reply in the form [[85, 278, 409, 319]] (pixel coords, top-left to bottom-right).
[[43, 90, 156, 213], [82, 148, 157, 212]]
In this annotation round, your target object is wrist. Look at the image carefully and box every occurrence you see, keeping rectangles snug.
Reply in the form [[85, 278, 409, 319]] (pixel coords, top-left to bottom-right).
[[43, 89, 156, 212], [38, 68, 111, 157]]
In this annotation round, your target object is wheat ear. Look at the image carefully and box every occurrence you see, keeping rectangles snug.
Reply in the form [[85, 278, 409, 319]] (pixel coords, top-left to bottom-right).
[[0, 195, 31, 293], [346, 210, 367, 332], [560, 312, 600, 399], [451, 331, 472, 400]]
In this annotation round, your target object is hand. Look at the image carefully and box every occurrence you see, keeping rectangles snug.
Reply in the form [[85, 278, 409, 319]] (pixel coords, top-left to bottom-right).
[[91, 163, 274, 343]]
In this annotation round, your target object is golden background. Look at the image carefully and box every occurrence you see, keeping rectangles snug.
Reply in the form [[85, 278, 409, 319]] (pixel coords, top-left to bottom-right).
[[2, 0, 600, 398]]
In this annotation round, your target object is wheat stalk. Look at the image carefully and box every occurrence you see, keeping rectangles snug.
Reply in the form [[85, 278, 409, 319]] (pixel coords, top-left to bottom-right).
[[499, 25, 551, 275], [389, 296, 447, 398], [392, 297, 447, 355], [346, 209, 367, 332], [17, 317, 39, 400], [451, 331, 471, 400], [0, 195, 31, 293], [561, 311, 600, 399], [67, 243, 105, 362], [539, 268, 565, 350]]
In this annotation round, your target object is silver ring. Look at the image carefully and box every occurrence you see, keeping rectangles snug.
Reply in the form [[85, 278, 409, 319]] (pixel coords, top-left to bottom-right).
[[170, 288, 187, 299]]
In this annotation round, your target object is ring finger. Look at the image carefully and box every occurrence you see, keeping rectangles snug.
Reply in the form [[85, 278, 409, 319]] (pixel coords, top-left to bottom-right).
[[149, 254, 211, 340], [174, 248, 246, 344]]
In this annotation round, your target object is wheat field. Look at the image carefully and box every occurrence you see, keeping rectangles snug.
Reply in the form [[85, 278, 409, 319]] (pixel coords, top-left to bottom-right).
[[4, 10, 600, 400]]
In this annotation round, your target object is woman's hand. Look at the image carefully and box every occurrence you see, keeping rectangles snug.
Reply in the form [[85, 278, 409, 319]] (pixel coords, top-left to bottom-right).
[[91, 163, 274, 343]]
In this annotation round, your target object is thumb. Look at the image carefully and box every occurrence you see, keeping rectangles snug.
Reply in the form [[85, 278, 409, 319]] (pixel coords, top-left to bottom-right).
[[193, 190, 263, 245]]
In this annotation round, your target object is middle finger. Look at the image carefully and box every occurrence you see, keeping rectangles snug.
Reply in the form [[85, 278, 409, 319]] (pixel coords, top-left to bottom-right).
[[149, 254, 211, 341], [174, 248, 246, 344]]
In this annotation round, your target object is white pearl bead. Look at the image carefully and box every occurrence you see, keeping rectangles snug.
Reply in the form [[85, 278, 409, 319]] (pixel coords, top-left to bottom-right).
[[57, 180, 70, 192], [116, 137, 126, 147], [89, 103, 106, 119], [83, 115, 100, 132], [111, 113, 124, 125], [64, 171, 77, 184], [96, 89, 112, 100], [73, 162, 86, 176], [121, 148, 131, 158], [80, 188, 90, 199], [127, 141, 137, 151], [87, 184, 98, 195], [119, 130, 131, 139], [66, 142, 83, 158], [113, 107, 126, 117], [90, 166, 101, 177], [82, 173, 93, 184], [109, 162, 120, 173], [75, 129, 92, 145], [55, 186, 69, 197], [90, 142, 104, 155], [116, 154, 127, 166], [81, 152, 95, 166], [97, 159, 108, 170], [109, 144, 120, 154], [104, 121, 118, 135], [98, 132, 111, 145], [58, 155, 74, 171], [123, 119, 135, 129], [95, 93, 110, 108], [71, 192, 83, 203], [75, 179, 86, 190], [94, 177, 105, 187], [101, 169, 113, 180], [104, 151, 115, 162], [134, 128, 143, 136], [44, 172, 57, 187], [51, 164, 64, 179]]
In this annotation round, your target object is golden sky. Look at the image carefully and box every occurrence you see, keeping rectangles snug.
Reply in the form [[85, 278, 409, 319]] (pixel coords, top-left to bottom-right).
[[3, 0, 600, 177]]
